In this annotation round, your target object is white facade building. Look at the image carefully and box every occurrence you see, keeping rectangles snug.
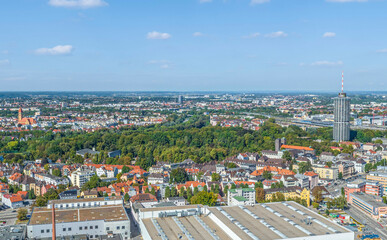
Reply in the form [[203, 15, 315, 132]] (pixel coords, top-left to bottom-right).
[[27, 196, 130, 240], [227, 188, 255, 206], [70, 168, 95, 187]]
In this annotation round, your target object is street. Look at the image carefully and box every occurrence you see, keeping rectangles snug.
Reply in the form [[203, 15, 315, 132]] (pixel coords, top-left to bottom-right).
[[345, 206, 387, 240], [0, 208, 17, 226]]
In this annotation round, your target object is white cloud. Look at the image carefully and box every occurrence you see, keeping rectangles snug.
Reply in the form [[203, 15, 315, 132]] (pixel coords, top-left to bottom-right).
[[242, 32, 260, 39], [323, 32, 336, 38], [251, 0, 270, 5], [48, 0, 108, 8], [199, 0, 212, 3], [148, 60, 172, 69], [326, 0, 368, 2], [0, 59, 10, 65], [377, 49, 387, 53], [34, 45, 74, 55], [193, 32, 203, 37], [265, 31, 288, 38], [146, 31, 171, 40], [310, 60, 343, 66]]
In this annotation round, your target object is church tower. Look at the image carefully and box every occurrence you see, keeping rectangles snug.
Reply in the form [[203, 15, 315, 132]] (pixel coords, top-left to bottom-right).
[[18, 107, 23, 122]]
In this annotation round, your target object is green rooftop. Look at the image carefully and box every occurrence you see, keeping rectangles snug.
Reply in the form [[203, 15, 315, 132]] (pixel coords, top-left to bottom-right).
[[233, 196, 248, 202], [228, 188, 255, 193]]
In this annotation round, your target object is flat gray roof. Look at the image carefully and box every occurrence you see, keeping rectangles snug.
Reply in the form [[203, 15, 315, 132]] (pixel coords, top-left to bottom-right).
[[141, 202, 352, 240], [350, 192, 386, 208]]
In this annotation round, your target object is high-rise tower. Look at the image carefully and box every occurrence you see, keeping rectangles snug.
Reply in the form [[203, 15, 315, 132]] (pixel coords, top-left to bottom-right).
[[333, 72, 350, 142]]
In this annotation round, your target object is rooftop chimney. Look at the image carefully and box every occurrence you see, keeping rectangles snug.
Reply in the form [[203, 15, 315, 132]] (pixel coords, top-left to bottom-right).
[[52, 203, 56, 240]]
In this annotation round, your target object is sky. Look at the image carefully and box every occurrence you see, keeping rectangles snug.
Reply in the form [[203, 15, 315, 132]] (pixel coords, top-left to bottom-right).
[[1, 0, 387, 92]]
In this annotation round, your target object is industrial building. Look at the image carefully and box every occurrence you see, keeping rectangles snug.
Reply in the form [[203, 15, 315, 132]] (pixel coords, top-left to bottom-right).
[[348, 192, 387, 219], [27, 196, 130, 240], [138, 202, 354, 240]]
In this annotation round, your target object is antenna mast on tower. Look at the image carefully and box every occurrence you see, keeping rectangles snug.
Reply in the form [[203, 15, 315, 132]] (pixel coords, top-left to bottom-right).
[[341, 71, 344, 93]]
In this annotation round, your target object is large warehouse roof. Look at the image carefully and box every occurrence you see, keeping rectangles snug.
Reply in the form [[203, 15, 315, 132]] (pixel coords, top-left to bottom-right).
[[140, 202, 353, 240]]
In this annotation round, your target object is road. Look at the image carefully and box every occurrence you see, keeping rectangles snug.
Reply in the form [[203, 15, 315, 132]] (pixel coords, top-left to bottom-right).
[[345, 206, 387, 240], [0, 208, 17, 226], [124, 204, 142, 240]]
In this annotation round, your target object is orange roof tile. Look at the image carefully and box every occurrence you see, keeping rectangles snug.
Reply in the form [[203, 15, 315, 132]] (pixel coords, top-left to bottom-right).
[[281, 145, 314, 151]]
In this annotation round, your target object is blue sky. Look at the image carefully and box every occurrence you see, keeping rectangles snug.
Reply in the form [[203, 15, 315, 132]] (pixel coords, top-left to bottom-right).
[[0, 0, 386, 92]]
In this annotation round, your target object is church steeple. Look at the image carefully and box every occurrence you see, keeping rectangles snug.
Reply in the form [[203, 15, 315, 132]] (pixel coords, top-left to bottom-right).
[[18, 107, 22, 122]]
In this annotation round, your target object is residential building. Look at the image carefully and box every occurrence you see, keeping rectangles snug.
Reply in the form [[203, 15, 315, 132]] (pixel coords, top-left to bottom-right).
[[33, 173, 69, 186], [365, 181, 383, 197], [59, 189, 78, 199], [70, 168, 95, 188], [354, 159, 366, 173], [2, 194, 24, 208], [312, 165, 338, 180], [281, 175, 298, 187], [337, 161, 355, 179], [227, 188, 255, 206], [147, 173, 166, 185], [294, 174, 309, 188], [264, 187, 310, 207], [304, 171, 319, 189], [366, 171, 387, 194]]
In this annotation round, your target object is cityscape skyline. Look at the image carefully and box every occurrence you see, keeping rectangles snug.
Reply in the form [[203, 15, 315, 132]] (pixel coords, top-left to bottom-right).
[[1, 0, 387, 91]]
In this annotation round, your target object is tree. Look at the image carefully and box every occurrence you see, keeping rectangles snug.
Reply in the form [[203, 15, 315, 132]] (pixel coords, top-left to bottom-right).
[[227, 162, 237, 169], [17, 208, 28, 221], [28, 190, 36, 199], [326, 161, 332, 168], [171, 187, 177, 197], [312, 202, 319, 208], [145, 187, 150, 193], [44, 164, 50, 171], [203, 185, 208, 192], [263, 171, 272, 180], [124, 193, 130, 202], [256, 188, 265, 202], [170, 168, 188, 183], [298, 162, 312, 174], [193, 186, 199, 196], [275, 192, 285, 201], [165, 186, 171, 198], [338, 172, 343, 180], [312, 189, 323, 203], [211, 173, 220, 182], [224, 185, 229, 195], [52, 168, 61, 177], [179, 187, 185, 197], [151, 187, 156, 197], [122, 166, 130, 173], [190, 191, 217, 206], [283, 151, 292, 161], [35, 196, 48, 207], [187, 188, 193, 201], [255, 182, 263, 189]]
